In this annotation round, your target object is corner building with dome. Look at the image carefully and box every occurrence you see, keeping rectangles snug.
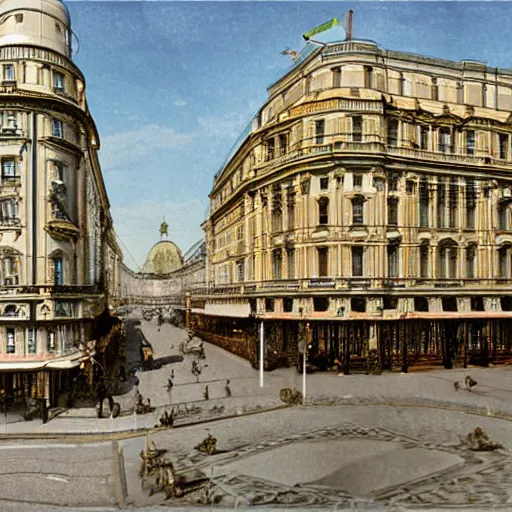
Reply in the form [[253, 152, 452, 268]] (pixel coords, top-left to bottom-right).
[[198, 38, 512, 371], [0, 0, 122, 407]]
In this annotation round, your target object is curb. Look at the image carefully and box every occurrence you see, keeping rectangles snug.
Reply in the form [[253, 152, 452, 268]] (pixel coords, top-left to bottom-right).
[[0, 396, 511, 441]]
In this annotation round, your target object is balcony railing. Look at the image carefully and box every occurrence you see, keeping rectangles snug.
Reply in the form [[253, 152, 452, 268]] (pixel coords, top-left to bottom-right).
[[198, 277, 512, 296], [0, 284, 101, 296]]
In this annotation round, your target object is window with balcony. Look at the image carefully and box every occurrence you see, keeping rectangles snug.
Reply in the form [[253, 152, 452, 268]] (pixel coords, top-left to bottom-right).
[[6, 328, 15, 354], [1, 158, 16, 182], [364, 66, 373, 89], [439, 128, 452, 153], [317, 247, 328, 277], [27, 327, 36, 353], [332, 67, 342, 88], [466, 131, 475, 155], [272, 249, 282, 280], [387, 244, 399, 278], [53, 71, 65, 92], [387, 119, 398, 147], [352, 116, 362, 142], [352, 246, 363, 276], [315, 119, 325, 144], [352, 197, 364, 225], [466, 244, 476, 278], [420, 126, 429, 150], [499, 134, 508, 160], [419, 178, 429, 227], [52, 119, 63, 138], [53, 257, 63, 286], [499, 202, 509, 231], [387, 198, 398, 226], [3, 64, 14, 82], [318, 196, 329, 225], [420, 243, 429, 278]]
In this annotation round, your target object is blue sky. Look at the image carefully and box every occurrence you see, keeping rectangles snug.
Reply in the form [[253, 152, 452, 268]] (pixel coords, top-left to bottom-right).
[[67, 1, 512, 270]]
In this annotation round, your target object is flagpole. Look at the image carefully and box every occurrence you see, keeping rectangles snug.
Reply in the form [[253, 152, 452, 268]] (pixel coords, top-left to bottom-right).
[[347, 10, 354, 41]]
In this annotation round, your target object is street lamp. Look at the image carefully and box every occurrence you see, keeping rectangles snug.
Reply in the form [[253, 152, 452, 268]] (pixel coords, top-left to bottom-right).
[[259, 320, 264, 388]]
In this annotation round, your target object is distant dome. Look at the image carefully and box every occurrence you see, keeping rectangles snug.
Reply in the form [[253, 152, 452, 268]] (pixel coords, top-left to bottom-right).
[[142, 240, 184, 274]]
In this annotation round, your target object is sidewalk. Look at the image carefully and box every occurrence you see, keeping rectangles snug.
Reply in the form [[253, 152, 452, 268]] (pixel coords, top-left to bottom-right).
[[2, 319, 512, 435]]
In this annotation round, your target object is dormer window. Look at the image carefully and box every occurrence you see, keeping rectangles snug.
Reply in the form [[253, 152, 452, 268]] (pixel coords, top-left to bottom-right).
[[52, 119, 63, 137], [53, 71, 65, 92]]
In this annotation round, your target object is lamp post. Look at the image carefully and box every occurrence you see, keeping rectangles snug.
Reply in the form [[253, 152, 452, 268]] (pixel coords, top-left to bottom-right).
[[259, 320, 264, 388]]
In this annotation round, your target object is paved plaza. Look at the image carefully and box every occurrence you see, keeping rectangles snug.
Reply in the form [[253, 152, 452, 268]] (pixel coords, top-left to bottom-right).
[[1, 316, 512, 509]]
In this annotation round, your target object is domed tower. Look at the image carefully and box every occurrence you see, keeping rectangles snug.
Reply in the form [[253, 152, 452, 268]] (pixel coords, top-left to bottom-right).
[[142, 222, 184, 274], [0, 0, 117, 409]]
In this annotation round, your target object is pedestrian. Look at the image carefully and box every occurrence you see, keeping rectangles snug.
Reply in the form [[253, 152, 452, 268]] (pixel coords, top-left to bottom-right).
[[225, 380, 231, 397], [203, 385, 209, 400]]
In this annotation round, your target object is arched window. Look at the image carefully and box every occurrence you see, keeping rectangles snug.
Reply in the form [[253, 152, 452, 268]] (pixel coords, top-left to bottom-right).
[[318, 197, 329, 225], [438, 240, 458, 279], [3, 305, 17, 317]]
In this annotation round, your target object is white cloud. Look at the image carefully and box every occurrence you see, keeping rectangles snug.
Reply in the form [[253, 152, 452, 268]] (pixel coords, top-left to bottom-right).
[[100, 124, 194, 172], [173, 99, 188, 107], [111, 198, 206, 271]]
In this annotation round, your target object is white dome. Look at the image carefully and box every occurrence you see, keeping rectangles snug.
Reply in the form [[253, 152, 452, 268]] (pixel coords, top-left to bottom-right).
[[0, 0, 71, 57]]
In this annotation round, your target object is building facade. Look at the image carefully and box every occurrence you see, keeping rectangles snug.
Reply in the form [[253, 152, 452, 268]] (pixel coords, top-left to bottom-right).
[[199, 39, 512, 371], [0, 0, 121, 408]]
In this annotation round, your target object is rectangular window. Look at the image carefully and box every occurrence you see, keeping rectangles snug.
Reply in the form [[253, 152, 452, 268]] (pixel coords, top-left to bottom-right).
[[457, 82, 464, 104], [352, 116, 362, 142], [315, 119, 325, 144], [499, 204, 508, 231], [318, 247, 328, 277], [387, 119, 398, 146], [3, 64, 14, 81], [364, 66, 373, 89], [0, 199, 17, 222], [287, 248, 295, 278], [431, 77, 438, 101], [266, 138, 275, 160], [52, 119, 63, 137], [420, 245, 429, 278], [437, 178, 446, 228], [28, 327, 36, 353], [278, 133, 288, 155], [272, 250, 282, 280], [352, 246, 363, 276], [53, 71, 65, 92], [420, 126, 429, 150], [1, 158, 16, 180], [439, 128, 452, 153], [47, 331, 55, 352], [387, 244, 399, 278], [352, 198, 364, 225], [499, 134, 508, 160], [449, 178, 458, 228], [466, 131, 475, 155], [389, 175, 398, 191], [353, 174, 362, 188], [332, 67, 342, 88], [15, 13, 23, 23], [54, 257, 63, 285], [419, 179, 429, 227], [466, 246, 476, 279], [388, 198, 398, 225], [54, 162, 64, 181], [236, 260, 244, 282], [320, 177, 329, 190], [466, 179, 476, 229], [6, 328, 15, 354]]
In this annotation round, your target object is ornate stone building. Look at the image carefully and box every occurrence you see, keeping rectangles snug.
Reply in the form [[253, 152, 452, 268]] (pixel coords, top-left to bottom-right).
[[198, 39, 512, 370], [0, 0, 121, 407]]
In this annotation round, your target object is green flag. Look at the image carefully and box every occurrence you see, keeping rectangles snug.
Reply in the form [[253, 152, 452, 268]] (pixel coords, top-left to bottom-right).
[[302, 18, 339, 41]]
